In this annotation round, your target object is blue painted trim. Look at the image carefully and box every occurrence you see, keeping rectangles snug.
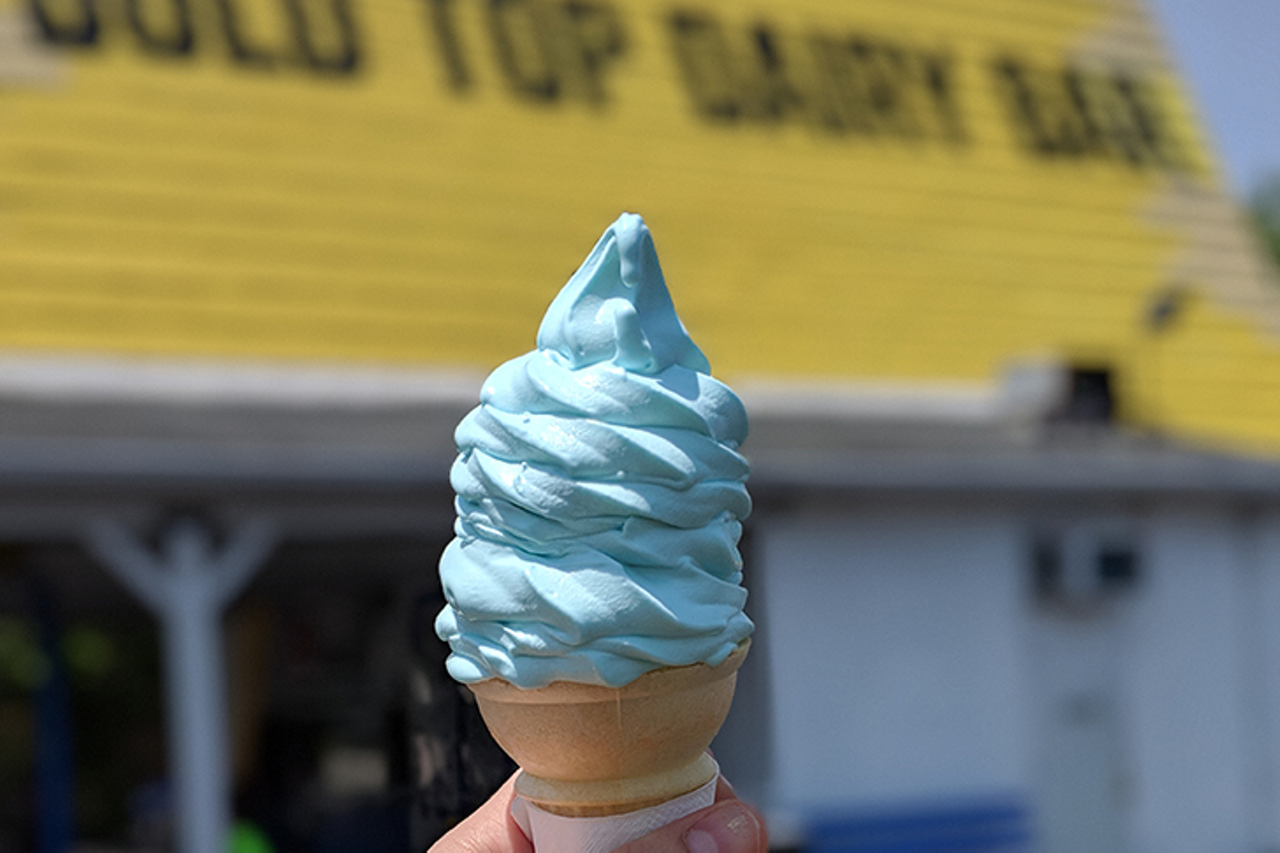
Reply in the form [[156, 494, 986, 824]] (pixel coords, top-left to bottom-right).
[[805, 798, 1031, 853], [34, 583, 75, 853]]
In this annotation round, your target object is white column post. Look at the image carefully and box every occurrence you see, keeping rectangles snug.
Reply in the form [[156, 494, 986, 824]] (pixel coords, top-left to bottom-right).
[[87, 518, 274, 853]]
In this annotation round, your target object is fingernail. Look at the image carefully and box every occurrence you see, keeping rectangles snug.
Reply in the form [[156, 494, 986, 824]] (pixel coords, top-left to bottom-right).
[[684, 803, 761, 853]]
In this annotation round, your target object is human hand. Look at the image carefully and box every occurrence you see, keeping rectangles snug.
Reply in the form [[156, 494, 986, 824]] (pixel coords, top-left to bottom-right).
[[428, 773, 767, 853]]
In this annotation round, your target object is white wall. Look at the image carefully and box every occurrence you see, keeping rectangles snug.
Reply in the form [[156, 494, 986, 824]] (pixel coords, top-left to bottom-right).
[[1124, 509, 1252, 853], [757, 503, 1030, 812], [1252, 510, 1280, 848], [752, 497, 1280, 852]]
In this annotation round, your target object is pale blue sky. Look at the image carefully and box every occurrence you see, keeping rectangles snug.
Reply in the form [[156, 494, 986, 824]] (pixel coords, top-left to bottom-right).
[[1145, 0, 1280, 198]]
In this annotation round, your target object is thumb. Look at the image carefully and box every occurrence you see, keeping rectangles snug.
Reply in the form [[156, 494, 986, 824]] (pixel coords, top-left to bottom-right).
[[611, 800, 766, 853], [428, 773, 532, 853]]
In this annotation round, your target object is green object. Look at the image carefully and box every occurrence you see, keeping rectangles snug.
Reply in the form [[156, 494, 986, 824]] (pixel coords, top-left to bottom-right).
[[1249, 173, 1280, 275], [228, 820, 275, 853]]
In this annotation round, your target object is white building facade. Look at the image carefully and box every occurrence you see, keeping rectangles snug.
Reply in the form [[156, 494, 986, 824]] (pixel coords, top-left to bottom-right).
[[717, 396, 1280, 852]]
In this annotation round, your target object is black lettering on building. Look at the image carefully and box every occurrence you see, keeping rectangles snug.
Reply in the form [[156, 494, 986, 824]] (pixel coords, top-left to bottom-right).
[[425, 0, 471, 90], [667, 14, 817, 125], [746, 25, 806, 122], [212, 0, 279, 66], [483, 0, 625, 105], [29, 0, 98, 45], [667, 10, 966, 146], [556, 1, 624, 104], [992, 55, 1185, 169], [283, 0, 359, 73], [29, 0, 364, 76], [809, 36, 964, 141], [858, 40, 922, 137], [667, 11, 742, 120], [920, 50, 965, 142], [993, 57, 1067, 154], [1105, 73, 1182, 167], [126, 0, 194, 55], [487, 0, 559, 100], [1062, 67, 1108, 156], [807, 33, 874, 133]]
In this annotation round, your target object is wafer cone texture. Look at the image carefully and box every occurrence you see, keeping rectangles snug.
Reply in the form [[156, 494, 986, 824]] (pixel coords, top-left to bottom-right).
[[468, 641, 749, 816]]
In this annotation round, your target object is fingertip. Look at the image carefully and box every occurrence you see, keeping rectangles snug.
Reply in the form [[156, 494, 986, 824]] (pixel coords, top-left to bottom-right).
[[682, 801, 765, 853]]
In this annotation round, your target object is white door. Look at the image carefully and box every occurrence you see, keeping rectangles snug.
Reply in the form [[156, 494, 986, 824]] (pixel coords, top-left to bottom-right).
[[1027, 526, 1135, 853]]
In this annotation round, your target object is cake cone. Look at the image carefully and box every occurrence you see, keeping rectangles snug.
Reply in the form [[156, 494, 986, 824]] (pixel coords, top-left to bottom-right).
[[468, 641, 749, 817]]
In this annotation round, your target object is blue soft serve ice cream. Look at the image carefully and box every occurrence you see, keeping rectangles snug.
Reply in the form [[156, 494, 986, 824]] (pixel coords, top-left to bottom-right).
[[435, 213, 753, 689]]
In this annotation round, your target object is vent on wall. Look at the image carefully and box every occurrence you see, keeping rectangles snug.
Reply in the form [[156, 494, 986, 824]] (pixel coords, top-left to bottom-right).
[[1033, 526, 1139, 606]]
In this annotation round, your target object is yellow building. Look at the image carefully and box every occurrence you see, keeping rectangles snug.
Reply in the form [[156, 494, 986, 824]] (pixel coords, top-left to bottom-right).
[[4, 0, 1280, 851], [2, 0, 1278, 451]]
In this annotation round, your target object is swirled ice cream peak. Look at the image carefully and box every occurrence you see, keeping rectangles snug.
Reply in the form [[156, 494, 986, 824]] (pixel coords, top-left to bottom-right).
[[435, 213, 753, 688], [536, 213, 710, 376]]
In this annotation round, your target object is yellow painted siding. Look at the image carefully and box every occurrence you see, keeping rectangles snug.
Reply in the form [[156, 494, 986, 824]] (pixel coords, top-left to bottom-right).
[[1, 0, 1278, 453]]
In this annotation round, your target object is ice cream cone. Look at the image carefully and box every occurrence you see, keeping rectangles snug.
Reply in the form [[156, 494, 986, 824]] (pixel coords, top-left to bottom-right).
[[468, 640, 749, 817]]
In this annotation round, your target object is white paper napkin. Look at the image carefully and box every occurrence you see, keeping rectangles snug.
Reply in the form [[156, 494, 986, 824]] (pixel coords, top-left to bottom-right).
[[511, 771, 719, 852]]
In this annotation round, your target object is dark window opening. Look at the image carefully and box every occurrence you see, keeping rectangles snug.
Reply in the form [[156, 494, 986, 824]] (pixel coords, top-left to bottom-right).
[[1032, 533, 1140, 607], [1097, 546, 1139, 588], [1059, 367, 1116, 425]]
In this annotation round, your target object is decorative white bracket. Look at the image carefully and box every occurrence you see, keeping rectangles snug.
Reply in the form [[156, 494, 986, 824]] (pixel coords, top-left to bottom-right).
[[87, 518, 275, 853]]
